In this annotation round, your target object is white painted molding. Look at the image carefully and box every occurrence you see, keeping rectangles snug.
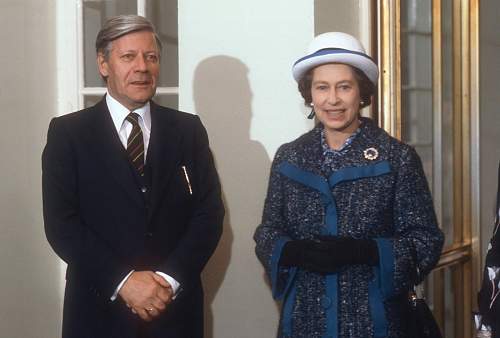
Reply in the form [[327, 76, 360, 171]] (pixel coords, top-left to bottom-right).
[[56, 0, 79, 116]]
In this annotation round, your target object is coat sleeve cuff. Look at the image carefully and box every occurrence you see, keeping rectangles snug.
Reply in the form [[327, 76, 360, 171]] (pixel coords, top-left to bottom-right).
[[271, 237, 297, 300], [374, 238, 396, 298]]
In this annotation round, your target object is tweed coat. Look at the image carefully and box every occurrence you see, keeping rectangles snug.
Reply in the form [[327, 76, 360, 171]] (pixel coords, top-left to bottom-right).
[[254, 117, 443, 338]]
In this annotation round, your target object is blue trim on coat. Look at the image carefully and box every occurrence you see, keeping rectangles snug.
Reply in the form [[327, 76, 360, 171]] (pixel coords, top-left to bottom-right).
[[328, 161, 391, 186], [282, 284, 297, 336], [368, 238, 396, 337], [278, 162, 333, 203], [325, 274, 339, 337], [277, 161, 392, 338], [271, 237, 297, 300], [369, 268, 388, 338], [323, 203, 339, 236], [375, 238, 396, 298]]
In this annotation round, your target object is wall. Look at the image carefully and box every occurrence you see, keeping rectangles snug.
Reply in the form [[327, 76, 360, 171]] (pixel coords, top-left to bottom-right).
[[315, 0, 373, 53], [0, 1, 61, 337], [480, 1, 500, 262], [315, 0, 360, 36]]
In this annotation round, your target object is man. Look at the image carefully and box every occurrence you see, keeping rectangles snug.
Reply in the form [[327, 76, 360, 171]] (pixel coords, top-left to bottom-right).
[[42, 15, 224, 338]]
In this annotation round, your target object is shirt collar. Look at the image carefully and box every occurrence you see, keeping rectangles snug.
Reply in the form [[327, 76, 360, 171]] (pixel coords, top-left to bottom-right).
[[321, 121, 362, 156], [105, 92, 151, 133]]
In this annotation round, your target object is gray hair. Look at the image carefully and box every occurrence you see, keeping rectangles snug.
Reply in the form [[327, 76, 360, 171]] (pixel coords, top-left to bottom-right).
[[95, 15, 162, 60]]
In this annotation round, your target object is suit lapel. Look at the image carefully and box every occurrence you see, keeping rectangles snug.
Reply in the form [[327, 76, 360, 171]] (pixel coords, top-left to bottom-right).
[[87, 98, 144, 207], [148, 102, 182, 219]]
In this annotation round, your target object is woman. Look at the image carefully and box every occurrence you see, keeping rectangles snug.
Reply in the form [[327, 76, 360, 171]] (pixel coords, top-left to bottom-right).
[[254, 32, 444, 337], [477, 162, 500, 335]]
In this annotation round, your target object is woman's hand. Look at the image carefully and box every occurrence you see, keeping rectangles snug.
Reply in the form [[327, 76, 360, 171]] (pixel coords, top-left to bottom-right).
[[279, 237, 379, 273]]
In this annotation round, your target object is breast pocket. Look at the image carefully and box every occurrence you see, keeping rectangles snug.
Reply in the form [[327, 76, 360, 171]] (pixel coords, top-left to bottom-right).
[[168, 165, 195, 206]]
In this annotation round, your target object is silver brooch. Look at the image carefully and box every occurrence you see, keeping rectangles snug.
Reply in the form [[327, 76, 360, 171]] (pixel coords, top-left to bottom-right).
[[363, 147, 379, 161]]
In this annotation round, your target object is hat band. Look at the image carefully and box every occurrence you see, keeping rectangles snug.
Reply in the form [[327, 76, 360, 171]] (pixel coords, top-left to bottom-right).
[[293, 48, 375, 67]]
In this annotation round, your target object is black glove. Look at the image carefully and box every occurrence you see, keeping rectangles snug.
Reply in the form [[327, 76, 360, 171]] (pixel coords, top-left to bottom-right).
[[279, 237, 379, 274], [279, 239, 316, 268]]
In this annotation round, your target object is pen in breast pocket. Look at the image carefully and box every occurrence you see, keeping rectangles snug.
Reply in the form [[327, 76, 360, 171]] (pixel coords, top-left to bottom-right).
[[182, 165, 193, 195]]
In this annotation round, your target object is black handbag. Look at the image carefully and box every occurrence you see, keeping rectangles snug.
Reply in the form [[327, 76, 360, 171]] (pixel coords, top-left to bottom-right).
[[407, 288, 443, 338]]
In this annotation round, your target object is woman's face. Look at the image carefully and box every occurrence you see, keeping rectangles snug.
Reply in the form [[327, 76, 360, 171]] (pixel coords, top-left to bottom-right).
[[310, 63, 362, 135]]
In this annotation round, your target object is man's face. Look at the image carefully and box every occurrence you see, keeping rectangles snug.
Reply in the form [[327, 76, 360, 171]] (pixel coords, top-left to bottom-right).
[[98, 30, 160, 110]]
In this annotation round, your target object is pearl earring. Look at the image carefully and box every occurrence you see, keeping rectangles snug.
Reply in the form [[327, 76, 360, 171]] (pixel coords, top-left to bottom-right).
[[307, 105, 315, 119]]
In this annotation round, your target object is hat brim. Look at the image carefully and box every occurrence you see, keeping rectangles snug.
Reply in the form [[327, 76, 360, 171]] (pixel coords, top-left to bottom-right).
[[292, 49, 379, 85]]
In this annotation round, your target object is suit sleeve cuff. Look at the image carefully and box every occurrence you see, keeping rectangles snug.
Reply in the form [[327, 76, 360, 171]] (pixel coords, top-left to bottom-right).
[[155, 271, 181, 299], [110, 270, 135, 301]]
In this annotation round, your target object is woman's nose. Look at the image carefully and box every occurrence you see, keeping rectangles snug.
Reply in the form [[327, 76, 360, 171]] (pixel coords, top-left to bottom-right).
[[327, 89, 339, 105]]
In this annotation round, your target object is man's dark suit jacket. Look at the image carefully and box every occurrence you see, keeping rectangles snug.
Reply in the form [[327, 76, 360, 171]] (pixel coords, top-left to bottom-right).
[[42, 98, 224, 338]]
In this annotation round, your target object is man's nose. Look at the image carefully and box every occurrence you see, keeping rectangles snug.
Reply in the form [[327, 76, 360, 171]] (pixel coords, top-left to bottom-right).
[[134, 54, 148, 71]]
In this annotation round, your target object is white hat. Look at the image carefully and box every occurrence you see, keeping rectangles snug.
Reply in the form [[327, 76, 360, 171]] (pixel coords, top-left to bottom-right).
[[292, 32, 378, 85]]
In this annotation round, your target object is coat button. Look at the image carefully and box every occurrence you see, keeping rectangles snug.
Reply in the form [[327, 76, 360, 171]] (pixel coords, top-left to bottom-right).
[[145, 232, 153, 238], [320, 295, 332, 309], [141, 187, 147, 193]]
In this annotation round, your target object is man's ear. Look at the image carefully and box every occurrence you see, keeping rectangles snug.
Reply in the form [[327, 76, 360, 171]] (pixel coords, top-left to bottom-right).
[[97, 53, 109, 78]]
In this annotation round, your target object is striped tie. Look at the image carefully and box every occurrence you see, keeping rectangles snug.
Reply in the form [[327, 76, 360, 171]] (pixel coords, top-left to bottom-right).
[[125, 112, 145, 176]]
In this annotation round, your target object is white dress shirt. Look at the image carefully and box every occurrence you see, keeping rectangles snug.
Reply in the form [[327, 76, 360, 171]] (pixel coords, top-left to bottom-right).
[[106, 93, 180, 300]]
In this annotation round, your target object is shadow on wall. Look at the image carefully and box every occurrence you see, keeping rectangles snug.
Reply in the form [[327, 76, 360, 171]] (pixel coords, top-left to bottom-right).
[[193, 56, 272, 338]]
